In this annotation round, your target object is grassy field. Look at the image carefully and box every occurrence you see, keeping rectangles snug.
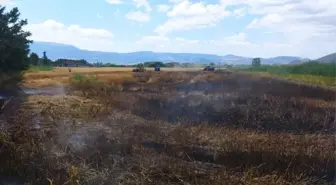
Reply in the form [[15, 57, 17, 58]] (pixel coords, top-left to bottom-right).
[[243, 71, 336, 88], [241, 62, 336, 77], [0, 68, 335, 184], [239, 62, 336, 88], [280, 73, 336, 87]]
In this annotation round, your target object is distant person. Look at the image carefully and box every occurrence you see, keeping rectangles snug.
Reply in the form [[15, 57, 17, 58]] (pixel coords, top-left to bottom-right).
[[68, 68, 71, 72]]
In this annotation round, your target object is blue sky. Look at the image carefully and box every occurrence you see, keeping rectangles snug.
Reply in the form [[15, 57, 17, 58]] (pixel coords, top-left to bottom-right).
[[1, 0, 335, 58]]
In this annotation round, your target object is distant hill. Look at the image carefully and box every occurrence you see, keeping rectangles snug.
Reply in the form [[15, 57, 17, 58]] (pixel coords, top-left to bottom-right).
[[316, 53, 336, 63], [288, 60, 305, 65], [29, 41, 308, 65], [263, 56, 309, 65]]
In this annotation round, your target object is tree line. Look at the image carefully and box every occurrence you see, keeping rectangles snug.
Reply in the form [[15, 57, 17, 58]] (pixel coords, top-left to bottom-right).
[[91, 61, 200, 68], [28, 51, 52, 66]]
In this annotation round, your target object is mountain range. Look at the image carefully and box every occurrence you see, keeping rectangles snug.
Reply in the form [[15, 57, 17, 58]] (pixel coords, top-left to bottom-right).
[[30, 41, 331, 65], [316, 53, 336, 63]]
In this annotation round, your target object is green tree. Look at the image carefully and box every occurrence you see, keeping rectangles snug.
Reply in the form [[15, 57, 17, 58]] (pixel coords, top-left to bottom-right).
[[136, 63, 145, 70], [94, 61, 103, 67], [144, 61, 166, 67], [0, 6, 32, 71], [29, 52, 39, 65], [252, 58, 261, 67], [42, 51, 50, 65]]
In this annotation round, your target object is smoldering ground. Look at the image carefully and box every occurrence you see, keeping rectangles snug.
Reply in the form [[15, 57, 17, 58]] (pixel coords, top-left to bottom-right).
[[0, 71, 335, 185]]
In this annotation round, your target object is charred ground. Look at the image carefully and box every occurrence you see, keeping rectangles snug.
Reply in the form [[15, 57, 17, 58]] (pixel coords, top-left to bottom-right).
[[0, 70, 335, 185]]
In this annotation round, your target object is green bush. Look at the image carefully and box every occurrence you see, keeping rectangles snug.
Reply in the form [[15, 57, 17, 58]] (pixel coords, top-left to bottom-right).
[[72, 73, 85, 82], [72, 74, 99, 83]]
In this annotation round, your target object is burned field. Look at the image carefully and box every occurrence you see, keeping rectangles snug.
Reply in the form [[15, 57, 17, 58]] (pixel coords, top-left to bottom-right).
[[0, 70, 335, 185]]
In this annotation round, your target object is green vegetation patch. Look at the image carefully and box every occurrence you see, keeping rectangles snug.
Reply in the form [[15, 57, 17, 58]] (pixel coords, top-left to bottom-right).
[[239, 62, 336, 87], [241, 62, 336, 77], [26, 65, 54, 72], [71, 73, 99, 83], [280, 74, 336, 87]]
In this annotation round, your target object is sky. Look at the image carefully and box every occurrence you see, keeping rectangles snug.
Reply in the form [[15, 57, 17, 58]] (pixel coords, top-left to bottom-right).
[[1, 0, 335, 58]]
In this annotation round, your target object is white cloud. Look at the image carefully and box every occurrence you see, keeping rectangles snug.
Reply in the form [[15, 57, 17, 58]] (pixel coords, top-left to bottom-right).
[[155, 15, 227, 35], [247, 1, 336, 45], [136, 35, 169, 45], [136, 35, 201, 46], [0, 0, 11, 5], [169, 0, 184, 4], [135, 35, 170, 49], [135, 35, 202, 53], [175, 37, 199, 44], [213, 33, 254, 46], [208, 32, 335, 58], [134, 33, 320, 58], [0, 0, 16, 6], [19, 0, 336, 58], [208, 33, 260, 56], [209, 33, 296, 57], [155, 0, 230, 35], [133, 0, 151, 12], [216, 0, 336, 57], [247, 13, 283, 28], [26, 20, 114, 51], [135, 33, 335, 58], [105, 0, 122, 4], [217, 0, 336, 44], [67, 25, 113, 38], [157, 4, 170, 13], [233, 8, 246, 17], [159, 0, 335, 40], [219, 0, 336, 26], [106, 0, 151, 12], [167, 1, 227, 17], [125, 11, 150, 23]]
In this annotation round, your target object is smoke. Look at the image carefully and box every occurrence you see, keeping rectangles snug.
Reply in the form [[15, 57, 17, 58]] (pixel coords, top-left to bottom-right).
[[32, 116, 42, 130], [0, 114, 6, 130], [68, 131, 88, 152], [55, 120, 99, 153], [20, 84, 66, 96]]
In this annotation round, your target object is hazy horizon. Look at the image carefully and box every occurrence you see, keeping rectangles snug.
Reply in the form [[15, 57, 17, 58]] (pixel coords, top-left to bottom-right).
[[31, 41, 331, 60]]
